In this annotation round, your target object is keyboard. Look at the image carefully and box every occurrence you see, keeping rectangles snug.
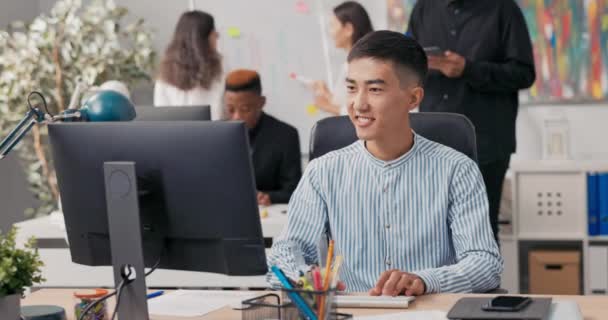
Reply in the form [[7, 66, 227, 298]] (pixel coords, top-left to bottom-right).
[[335, 295, 415, 308]]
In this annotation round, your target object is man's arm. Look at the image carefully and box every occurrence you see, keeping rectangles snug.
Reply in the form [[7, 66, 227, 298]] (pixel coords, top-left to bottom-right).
[[267, 128, 302, 203], [266, 160, 327, 286], [462, 1, 535, 92], [413, 160, 504, 293]]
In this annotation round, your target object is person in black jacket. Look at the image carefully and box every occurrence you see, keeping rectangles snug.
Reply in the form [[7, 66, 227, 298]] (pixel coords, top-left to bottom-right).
[[224, 69, 302, 205], [407, 0, 536, 242]]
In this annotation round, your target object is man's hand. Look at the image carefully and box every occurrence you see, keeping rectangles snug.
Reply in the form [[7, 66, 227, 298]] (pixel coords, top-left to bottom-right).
[[369, 269, 426, 296], [257, 192, 271, 206], [428, 51, 466, 78]]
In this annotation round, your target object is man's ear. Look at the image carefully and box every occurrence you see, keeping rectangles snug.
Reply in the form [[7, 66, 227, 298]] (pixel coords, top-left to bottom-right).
[[408, 87, 424, 111], [260, 96, 267, 109]]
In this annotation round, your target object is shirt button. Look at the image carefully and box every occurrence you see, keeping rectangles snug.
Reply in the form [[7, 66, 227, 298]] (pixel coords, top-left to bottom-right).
[[454, 9, 460, 14], [443, 94, 449, 100], [450, 29, 457, 36], [385, 224, 391, 229], [383, 185, 388, 193], [386, 259, 392, 266]]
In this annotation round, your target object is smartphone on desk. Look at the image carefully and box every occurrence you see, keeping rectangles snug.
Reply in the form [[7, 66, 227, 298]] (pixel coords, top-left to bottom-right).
[[423, 46, 444, 56], [482, 296, 532, 312]]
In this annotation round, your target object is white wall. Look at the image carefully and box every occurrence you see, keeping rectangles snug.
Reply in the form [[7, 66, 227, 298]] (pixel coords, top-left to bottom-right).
[[515, 104, 608, 161], [0, 1, 39, 28]]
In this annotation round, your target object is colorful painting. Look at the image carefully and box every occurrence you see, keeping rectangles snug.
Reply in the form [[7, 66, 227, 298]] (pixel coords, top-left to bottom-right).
[[387, 0, 608, 104]]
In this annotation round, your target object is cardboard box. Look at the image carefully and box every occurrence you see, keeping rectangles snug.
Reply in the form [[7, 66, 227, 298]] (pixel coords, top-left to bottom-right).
[[529, 250, 580, 294]]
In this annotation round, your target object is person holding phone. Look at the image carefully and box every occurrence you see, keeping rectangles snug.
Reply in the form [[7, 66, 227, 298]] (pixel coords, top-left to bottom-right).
[[407, 0, 536, 243], [312, 1, 373, 115]]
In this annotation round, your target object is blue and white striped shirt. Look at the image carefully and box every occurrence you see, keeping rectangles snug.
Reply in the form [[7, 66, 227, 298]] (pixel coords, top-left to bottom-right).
[[266, 133, 503, 293]]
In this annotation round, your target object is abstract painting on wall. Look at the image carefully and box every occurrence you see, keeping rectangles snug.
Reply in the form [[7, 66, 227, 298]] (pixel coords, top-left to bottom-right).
[[387, 0, 608, 104]]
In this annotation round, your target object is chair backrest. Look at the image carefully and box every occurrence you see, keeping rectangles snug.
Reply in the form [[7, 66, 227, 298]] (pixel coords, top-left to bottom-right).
[[309, 112, 477, 162], [134, 105, 211, 121]]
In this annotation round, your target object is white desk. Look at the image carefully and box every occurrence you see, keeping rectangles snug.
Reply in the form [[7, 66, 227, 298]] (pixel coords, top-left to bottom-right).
[[14, 205, 288, 289], [25, 290, 605, 320]]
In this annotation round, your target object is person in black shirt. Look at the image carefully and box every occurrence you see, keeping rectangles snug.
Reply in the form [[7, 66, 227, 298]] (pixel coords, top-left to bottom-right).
[[224, 69, 302, 205], [407, 0, 535, 242]]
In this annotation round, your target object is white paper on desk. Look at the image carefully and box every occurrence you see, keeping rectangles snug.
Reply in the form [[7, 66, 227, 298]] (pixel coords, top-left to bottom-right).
[[147, 290, 259, 317], [353, 310, 447, 320]]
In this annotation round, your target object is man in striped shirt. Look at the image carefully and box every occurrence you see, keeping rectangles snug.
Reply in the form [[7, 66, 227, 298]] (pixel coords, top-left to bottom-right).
[[267, 31, 503, 296]]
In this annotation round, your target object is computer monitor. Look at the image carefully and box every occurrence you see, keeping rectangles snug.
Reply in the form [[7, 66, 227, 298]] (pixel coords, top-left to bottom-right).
[[134, 105, 211, 121], [48, 121, 266, 276]]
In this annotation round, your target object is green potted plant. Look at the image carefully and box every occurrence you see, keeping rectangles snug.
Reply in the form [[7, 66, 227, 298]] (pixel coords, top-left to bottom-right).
[[0, 227, 44, 320], [0, 0, 156, 218]]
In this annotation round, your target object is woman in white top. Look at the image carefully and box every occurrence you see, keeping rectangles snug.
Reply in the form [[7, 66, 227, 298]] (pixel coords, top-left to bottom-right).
[[312, 1, 373, 115], [154, 10, 225, 120]]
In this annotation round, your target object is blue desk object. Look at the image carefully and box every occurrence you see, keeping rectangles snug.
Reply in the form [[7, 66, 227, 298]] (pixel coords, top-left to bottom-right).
[[146, 291, 164, 300], [21, 305, 66, 320], [271, 265, 318, 320]]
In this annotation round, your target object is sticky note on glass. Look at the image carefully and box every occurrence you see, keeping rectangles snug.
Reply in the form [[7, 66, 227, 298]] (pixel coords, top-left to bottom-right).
[[227, 27, 241, 38], [306, 104, 319, 116], [296, 0, 310, 14], [592, 82, 603, 99], [603, 16, 608, 30]]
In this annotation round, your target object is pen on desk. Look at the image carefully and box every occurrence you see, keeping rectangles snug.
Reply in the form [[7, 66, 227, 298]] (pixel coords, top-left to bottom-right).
[[271, 265, 318, 320], [312, 267, 323, 308], [330, 256, 343, 288], [272, 266, 317, 320], [312, 267, 322, 291], [146, 291, 164, 299], [319, 240, 335, 318], [298, 274, 314, 291], [323, 240, 335, 290]]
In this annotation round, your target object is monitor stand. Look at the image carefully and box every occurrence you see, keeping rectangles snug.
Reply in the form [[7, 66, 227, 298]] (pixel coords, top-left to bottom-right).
[[104, 161, 150, 320]]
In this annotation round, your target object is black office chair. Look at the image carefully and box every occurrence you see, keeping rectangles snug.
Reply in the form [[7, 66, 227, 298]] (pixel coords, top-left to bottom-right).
[[309, 112, 478, 162]]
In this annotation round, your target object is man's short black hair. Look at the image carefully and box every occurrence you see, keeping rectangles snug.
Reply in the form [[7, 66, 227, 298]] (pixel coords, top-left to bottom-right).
[[347, 30, 428, 85], [225, 69, 262, 95]]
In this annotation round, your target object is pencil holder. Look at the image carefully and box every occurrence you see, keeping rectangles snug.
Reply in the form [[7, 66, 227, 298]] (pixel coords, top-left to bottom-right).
[[241, 289, 352, 320]]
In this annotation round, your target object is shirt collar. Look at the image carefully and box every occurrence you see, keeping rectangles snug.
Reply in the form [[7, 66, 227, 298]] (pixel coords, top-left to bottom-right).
[[359, 131, 420, 169], [248, 112, 266, 147], [249, 112, 266, 136]]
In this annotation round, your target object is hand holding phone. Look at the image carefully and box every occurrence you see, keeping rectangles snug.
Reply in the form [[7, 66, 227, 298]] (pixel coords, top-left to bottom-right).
[[423, 46, 444, 57]]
